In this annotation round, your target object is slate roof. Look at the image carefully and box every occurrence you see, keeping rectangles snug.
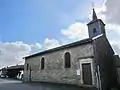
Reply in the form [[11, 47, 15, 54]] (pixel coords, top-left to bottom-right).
[[87, 19, 105, 26], [24, 38, 93, 59], [7, 65, 24, 70]]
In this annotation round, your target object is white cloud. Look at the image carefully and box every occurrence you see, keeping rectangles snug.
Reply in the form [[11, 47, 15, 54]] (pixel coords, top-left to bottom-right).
[[61, 22, 88, 40], [106, 24, 120, 30], [94, 0, 120, 55], [106, 23, 120, 35], [103, 0, 120, 25], [31, 43, 42, 49], [60, 0, 120, 56], [43, 38, 60, 50], [91, 1, 120, 56], [110, 41, 120, 55], [93, 0, 120, 27], [0, 41, 42, 68], [1, 0, 120, 69], [0, 38, 61, 68]]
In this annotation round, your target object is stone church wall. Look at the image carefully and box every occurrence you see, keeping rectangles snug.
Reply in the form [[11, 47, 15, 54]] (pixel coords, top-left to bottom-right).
[[93, 35, 116, 90], [24, 43, 95, 86], [113, 55, 120, 84]]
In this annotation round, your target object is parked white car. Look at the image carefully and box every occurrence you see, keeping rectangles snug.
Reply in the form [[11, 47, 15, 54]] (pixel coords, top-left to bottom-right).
[[16, 70, 23, 80], [0, 74, 6, 78]]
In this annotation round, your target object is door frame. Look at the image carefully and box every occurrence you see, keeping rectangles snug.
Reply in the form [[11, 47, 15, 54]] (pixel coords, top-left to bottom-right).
[[79, 58, 94, 85]]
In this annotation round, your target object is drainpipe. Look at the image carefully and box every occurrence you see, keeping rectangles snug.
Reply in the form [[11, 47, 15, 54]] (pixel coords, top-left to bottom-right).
[[97, 65, 102, 90], [29, 67, 31, 82]]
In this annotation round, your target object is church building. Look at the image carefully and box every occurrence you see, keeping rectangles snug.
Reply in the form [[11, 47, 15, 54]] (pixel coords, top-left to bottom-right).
[[23, 9, 119, 90]]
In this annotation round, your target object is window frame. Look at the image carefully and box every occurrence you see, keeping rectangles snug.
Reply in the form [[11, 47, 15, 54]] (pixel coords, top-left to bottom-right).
[[93, 28, 97, 33], [64, 52, 71, 68], [26, 63, 29, 70], [41, 57, 45, 70]]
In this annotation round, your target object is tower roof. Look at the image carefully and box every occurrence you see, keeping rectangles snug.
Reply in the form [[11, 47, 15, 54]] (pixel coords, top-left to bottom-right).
[[92, 8, 97, 20], [87, 8, 105, 25]]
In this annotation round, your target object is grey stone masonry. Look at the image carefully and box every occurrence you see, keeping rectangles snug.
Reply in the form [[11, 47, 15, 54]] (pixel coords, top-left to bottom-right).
[[23, 43, 96, 86]]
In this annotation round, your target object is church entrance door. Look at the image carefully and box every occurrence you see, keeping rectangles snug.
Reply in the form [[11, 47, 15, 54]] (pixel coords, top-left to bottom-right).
[[82, 63, 92, 85]]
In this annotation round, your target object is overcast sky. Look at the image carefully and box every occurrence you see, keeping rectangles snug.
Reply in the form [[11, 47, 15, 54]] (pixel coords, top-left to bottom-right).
[[0, 0, 120, 68]]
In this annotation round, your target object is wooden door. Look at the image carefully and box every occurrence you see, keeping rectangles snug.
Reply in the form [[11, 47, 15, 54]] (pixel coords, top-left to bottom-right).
[[82, 63, 92, 85]]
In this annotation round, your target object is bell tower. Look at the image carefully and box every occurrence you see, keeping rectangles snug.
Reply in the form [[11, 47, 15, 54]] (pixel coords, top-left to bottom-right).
[[87, 9, 106, 38]]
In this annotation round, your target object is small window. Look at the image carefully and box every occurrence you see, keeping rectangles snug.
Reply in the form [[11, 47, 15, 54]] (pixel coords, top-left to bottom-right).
[[64, 52, 71, 68], [93, 28, 97, 33], [26, 64, 29, 70], [41, 57, 45, 70]]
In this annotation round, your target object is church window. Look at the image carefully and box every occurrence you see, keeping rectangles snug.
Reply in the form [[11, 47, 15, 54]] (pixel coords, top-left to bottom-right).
[[26, 64, 29, 70], [93, 28, 97, 33], [64, 52, 71, 68], [41, 57, 45, 70]]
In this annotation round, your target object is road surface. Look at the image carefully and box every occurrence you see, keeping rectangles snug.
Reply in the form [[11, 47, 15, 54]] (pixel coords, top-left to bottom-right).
[[0, 78, 96, 90]]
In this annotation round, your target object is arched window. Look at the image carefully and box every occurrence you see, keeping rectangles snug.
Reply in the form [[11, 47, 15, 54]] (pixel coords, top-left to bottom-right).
[[64, 52, 71, 68], [26, 64, 29, 70], [41, 57, 45, 70]]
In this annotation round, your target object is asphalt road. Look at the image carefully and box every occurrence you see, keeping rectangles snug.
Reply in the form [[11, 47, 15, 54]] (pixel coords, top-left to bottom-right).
[[0, 78, 88, 90], [0, 78, 98, 90]]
